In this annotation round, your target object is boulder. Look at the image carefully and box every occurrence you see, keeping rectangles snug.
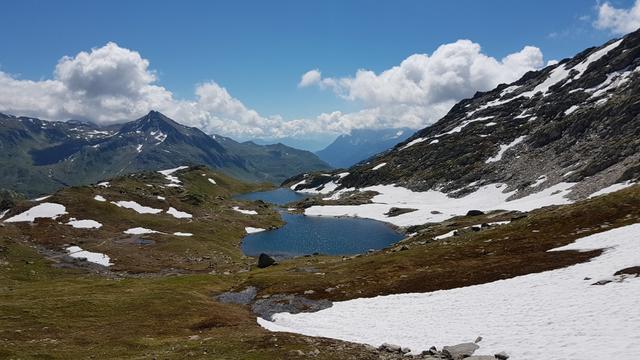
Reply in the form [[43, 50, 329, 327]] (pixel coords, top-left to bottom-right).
[[378, 343, 402, 353], [257, 253, 276, 268], [442, 342, 480, 359], [494, 351, 510, 359], [466, 210, 485, 216]]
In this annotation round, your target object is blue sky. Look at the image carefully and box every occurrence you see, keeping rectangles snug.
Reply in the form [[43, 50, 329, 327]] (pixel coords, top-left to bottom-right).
[[1, 0, 638, 149]]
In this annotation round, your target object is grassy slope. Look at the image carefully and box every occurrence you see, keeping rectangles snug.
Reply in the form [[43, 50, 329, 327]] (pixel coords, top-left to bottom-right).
[[1, 173, 639, 359]]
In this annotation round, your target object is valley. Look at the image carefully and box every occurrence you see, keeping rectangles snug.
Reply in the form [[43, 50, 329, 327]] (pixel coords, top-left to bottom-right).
[[1, 5, 640, 359]]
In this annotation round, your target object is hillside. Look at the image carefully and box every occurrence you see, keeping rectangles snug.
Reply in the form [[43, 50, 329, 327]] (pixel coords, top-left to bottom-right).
[[0, 111, 330, 196], [315, 128, 412, 168], [285, 29, 640, 227]]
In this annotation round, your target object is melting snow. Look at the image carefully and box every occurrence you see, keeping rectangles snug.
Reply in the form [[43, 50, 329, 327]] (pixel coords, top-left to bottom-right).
[[97, 182, 110, 187], [485, 136, 526, 163], [588, 181, 635, 198], [4, 203, 67, 223], [400, 138, 428, 150], [259, 223, 640, 359], [436, 116, 494, 137], [66, 219, 102, 229], [111, 201, 162, 214], [173, 232, 193, 237], [233, 206, 258, 215], [124, 227, 160, 235], [372, 163, 387, 171], [158, 166, 188, 186], [564, 105, 580, 115], [166, 207, 193, 219], [0, 209, 9, 220], [32, 195, 52, 202], [66, 246, 112, 266], [245, 227, 266, 234], [208, 178, 217, 185], [305, 182, 575, 227], [94, 195, 106, 202], [530, 175, 548, 188]]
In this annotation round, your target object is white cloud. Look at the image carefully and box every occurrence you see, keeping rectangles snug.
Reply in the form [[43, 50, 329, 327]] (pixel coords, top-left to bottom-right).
[[303, 40, 544, 131], [0, 40, 545, 141], [298, 69, 322, 87], [595, 0, 640, 34]]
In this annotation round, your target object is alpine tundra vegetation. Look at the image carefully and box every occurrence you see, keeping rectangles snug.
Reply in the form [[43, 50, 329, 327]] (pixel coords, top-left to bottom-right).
[[1, 1, 640, 359]]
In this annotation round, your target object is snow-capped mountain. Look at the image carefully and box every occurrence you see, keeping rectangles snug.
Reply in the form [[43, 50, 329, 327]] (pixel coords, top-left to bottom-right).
[[0, 111, 330, 196], [289, 29, 640, 203], [316, 128, 413, 168]]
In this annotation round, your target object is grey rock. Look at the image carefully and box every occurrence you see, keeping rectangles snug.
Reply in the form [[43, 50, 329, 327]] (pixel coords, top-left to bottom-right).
[[442, 342, 480, 359], [379, 343, 402, 353], [494, 351, 510, 360], [216, 286, 257, 305], [251, 294, 332, 321], [465, 356, 496, 360]]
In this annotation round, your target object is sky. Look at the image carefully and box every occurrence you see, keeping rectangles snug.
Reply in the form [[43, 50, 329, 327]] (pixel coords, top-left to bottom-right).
[[1, 0, 639, 150]]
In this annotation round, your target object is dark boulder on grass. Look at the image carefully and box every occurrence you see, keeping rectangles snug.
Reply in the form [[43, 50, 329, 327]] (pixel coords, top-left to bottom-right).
[[257, 253, 276, 268], [466, 210, 485, 216]]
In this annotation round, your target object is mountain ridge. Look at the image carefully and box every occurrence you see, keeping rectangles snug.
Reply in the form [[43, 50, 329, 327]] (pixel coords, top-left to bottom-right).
[[315, 128, 413, 168], [0, 111, 330, 196], [286, 29, 640, 204]]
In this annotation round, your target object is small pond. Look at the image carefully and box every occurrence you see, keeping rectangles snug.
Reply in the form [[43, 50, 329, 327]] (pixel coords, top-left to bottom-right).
[[236, 189, 404, 258]]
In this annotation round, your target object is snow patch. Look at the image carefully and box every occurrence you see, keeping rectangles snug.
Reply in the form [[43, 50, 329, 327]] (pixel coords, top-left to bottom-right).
[[233, 206, 258, 215], [66, 219, 102, 229], [530, 175, 548, 188], [485, 136, 526, 163], [589, 181, 635, 198], [245, 227, 266, 234], [4, 203, 67, 223], [173, 232, 193, 237], [66, 246, 112, 266], [124, 227, 160, 235], [94, 195, 106, 202], [305, 182, 575, 227], [208, 178, 217, 185], [111, 201, 162, 214], [167, 207, 193, 219], [32, 195, 52, 202], [259, 223, 640, 359], [400, 138, 428, 150], [372, 163, 387, 171]]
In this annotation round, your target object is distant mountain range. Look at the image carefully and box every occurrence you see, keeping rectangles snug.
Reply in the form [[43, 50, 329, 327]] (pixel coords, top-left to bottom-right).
[[315, 128, 413, 168], [288, 28, 640, 201], [0, 110, 330, 196]]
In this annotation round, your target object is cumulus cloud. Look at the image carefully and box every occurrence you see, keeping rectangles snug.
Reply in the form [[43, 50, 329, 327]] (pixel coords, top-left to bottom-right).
[[298, 69, 322, 87], [0, 40, 545, 141], [303, 40, 544, 130], [595, 0, 640, 34]]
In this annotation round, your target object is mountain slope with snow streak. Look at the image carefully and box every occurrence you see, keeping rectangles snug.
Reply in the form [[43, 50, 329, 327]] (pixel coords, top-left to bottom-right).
[[287, 29, 640, 220]]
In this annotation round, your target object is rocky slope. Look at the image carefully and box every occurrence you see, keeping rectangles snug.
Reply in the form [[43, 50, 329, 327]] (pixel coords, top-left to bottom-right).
[[0, 111, 330, 196], [288, 29, 640, 203], [315, 128, 412, 168]]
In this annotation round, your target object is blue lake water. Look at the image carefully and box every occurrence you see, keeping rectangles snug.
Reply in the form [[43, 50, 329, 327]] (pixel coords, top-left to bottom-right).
[[236, 189, 404, 257]]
